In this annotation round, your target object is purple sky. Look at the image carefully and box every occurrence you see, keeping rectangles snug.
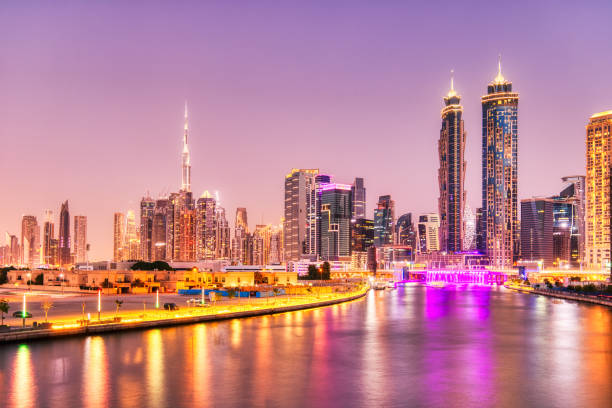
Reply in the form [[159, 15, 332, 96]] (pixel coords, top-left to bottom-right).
[[1, 1, 612, 261]]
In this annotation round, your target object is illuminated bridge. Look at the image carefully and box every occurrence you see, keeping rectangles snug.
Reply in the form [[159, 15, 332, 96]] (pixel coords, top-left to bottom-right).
[[403, 269, 515, 285]]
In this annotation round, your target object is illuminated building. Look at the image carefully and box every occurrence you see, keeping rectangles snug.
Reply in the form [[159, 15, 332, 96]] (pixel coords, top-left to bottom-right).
[[215, 203, 231, 259], [562, 175, 585, 263], [232, 207, 249, 263], [438, 72, 466, 253], [351, 177, 366, 219], [151, 199, 168, 261], [417, 213, 440, 253], [253, 223, 283, 265], [196, 191, 216, 260], [5, 233, 20, 266], [475, 207, 485, 252], [235, 207, 248, 233], [139, 196, 155, 261], [73, 215, 87, 263], [284, 168, 319, 261], [42, 210, 55, 265], [374, 195, 395, 247], [58, 200, 71, 266], [21, 215, 39, 267], [481, 57, 519, 267], [395, 213, 416, 250], [306, 174, 330, 257], [464, 207, 476, 250], [520, 198, 554, 266], [113, 212, 124, 262], [319, 183, 352, 260], [351, 218, 374, 252], [586, 110, 612, 268], [124, 210, 140, 260], [182, 102, 191, 193]]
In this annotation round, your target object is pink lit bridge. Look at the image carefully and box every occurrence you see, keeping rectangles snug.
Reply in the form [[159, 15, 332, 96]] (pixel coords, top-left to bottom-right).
[[400, 269, 517, 285]]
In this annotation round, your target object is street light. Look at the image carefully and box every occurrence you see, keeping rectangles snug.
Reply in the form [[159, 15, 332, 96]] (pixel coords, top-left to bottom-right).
[[22, 293, 26, 327], [27, 273, 31, 291], [59, 273, 64, 294], [98, 289, 101, 320]]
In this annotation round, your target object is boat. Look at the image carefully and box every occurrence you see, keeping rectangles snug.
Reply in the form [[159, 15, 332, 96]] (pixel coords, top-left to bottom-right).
[[373, 281, 387, 290], [426, 281, 447, 288], [386, 280, 396, 289]]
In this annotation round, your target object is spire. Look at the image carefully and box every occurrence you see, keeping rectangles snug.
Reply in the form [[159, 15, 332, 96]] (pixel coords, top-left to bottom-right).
[[494, 54, 505, 84], [447, 69, 457, 98], [181, 101, 191, 192]]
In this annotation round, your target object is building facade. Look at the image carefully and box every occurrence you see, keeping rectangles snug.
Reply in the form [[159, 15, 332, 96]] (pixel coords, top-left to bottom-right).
[[481, 59, 519, 268], [374, 195, 395, 247], [21, 215, 39, 267], [417, 213, 440, 253], [520, 198, 554, 267], [73, 215, 87, 263], [351, 177, 366, 219], [58, 200, 71, 266], [283, 169, 318, 261], [319, 183, 352, 260]]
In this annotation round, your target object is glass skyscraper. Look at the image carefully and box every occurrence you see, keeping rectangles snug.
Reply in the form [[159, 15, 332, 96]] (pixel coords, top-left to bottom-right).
[[319, 183, 352, 260], [481, 58, 519, 268], [438, 73, 466, 253], [374, 195, 395, 247]]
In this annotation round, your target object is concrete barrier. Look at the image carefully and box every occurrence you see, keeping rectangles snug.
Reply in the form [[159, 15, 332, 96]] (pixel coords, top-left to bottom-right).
[[0, 289, 368, 344]]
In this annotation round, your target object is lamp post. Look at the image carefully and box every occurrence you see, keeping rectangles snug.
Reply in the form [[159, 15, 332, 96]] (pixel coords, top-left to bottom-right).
[[22, 293, 26, 327], [156, 290, 159, 309], [98, 289, 101, 320], [60, 273, 64, 294]]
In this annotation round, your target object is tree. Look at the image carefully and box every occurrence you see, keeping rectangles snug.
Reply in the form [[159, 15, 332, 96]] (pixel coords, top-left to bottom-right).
[[307, 265, 318, 280], [321, 262, 331, 280], [115, 299, 123, 317], [0, 299, 9, 325], [226, 287, 236, 301], [34, 273, 44, 285], [42, 300, 53, 322], [131, 261, 173, 271]]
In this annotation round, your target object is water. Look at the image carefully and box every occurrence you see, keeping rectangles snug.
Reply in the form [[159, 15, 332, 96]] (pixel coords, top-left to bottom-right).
[[1, 286, 610, 408]]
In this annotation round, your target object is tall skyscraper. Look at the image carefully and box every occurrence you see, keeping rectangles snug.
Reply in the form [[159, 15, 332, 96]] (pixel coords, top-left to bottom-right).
[[215, 204, 231, 259], [139, 196, 156, 261], [319, 183, 352, 260], [586, 110, 612, 268], [351, 177, 366, 219], [439, 72, 466, 253], [395, 213, 416, 249], [196, 191, 216, 260], [562, 176, 586, 264], [42, 210, 55, 265], [306, 174, 330, 257], [520, 198, 554, 266], [417, 213, 440, 253], [284, 169, 319, 261], [481, 57, 519, 268], [351, 218, 374, 252], [21, 215, 39, 267], [73, 215, 87, 263], [235, 207, 248, 233], [58, 200, 71, 266], [125, 210, 140, 260], [182, 102, 191, 193], [374, 195, 395, 247], [113, 212, 125, 262], [152, 199, 169, 261], [463, 206, 476, 251]]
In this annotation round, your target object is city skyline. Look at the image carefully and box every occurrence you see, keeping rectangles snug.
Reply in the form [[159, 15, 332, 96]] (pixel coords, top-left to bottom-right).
[[2, 2, 611, 261]]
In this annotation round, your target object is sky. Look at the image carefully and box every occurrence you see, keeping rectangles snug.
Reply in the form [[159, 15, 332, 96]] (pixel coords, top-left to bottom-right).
[[1, 1, 612, 261]]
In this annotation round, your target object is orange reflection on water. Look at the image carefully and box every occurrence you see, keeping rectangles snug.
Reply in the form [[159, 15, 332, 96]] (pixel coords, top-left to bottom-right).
[[82, 336, 108, 408], [146, 329, 165, 408], [8, 344, 37, 408]]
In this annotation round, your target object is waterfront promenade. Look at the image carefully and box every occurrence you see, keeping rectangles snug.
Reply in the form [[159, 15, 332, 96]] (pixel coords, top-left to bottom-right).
[[0, 283, 368, 343]]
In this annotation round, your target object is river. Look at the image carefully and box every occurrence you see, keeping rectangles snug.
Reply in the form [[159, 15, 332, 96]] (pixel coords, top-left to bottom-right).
[[1, 285, 610, 408]]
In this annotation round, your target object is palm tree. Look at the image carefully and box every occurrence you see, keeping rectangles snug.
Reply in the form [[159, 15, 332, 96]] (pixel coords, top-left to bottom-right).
[[42, 299, 54, 322], [0, 299, 9, 325], [114, 299, 123, 318]]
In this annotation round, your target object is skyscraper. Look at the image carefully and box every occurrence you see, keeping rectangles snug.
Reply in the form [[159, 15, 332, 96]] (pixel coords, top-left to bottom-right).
[[374, 195, 395, 247], [113, 212, 125, 262], [73, 215, 87, 263], [520, 198, 554, 266], [395, 213, 416, 249], [306, 174, 330, 257], [196, 191, 216, 260], [439, 72, 466, 253], [351, 218, 374, 252], [319, 183, 352, 260], [58, 200, 71, 266], [125, 210, 140, 260], [481, 57, 519, 268], [42, 210, 55, 265], [351, 177, 366, 220], [139, 196, 156, 261], [215, 204, 231, 259], [182, 102, 191, 193], [562, 176, 586, 264], [235, 208, 248, 233], [586, 111, 612, 268], [21, 215, 39, 267], [284, 169, 319, 261], [152, 199, 169, 261], [417, 213, 440, 253]]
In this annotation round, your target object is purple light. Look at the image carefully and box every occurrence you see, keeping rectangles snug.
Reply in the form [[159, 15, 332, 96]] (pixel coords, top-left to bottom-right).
[[320, 183, 352, 191]]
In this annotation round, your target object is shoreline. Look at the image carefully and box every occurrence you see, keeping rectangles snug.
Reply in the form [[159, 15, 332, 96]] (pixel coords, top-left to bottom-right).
[[0, 288, 368, 344], [507, 286, 612, 307]]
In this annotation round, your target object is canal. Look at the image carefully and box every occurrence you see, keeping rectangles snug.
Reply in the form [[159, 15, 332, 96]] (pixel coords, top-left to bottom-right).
[[1, 285, 610, 407]]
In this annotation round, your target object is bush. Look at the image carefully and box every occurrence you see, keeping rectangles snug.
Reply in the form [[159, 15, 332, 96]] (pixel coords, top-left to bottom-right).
[[34, 273, 44, 285]]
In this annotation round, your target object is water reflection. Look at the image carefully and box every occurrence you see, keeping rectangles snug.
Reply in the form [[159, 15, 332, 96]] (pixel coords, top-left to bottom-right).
[[9, 345, 36, 408], [146, 330, 165, 408], [82, 336, 108, 408]]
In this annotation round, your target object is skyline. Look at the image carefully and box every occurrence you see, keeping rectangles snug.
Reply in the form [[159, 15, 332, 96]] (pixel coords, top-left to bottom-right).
[[2, 1, 612, 260]]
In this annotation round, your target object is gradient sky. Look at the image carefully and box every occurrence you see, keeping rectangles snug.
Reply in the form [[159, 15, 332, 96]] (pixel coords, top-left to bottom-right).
[[2, 1, 612, 261]]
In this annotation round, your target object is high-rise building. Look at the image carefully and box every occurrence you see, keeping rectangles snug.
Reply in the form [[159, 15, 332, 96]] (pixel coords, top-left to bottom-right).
[[395, 213, 416, 250], [319, 183, 352, 260], [125, 210, 140, 260], [417, 213, 440, 253], [481, 57, 519, 268], [215, 204, 231, 259], [438, 72, 466, 253], [196, 191, 216, 260], [151, 199, 169, 261], [520, 198, 554, 266], [284, 169, 319, 261], [42, 210, 55, 265], [351, 218, 374, 252], [113, 212, 125, 262], [475, 208, 485, 253], [562, 176, 586, 264], [306, 174, 330, 257], [374, 195, 395, 247], [73, 215, 87, 263], [351, 177, 366, 219], [139, 196, 156, 261], [235, 207, 248, 233], [58, 200, 71, 266], [21, 215, 39, 267], [6, 233, 20, 266], [586, 110, 612, 268], [463, 207, 476, 251]]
